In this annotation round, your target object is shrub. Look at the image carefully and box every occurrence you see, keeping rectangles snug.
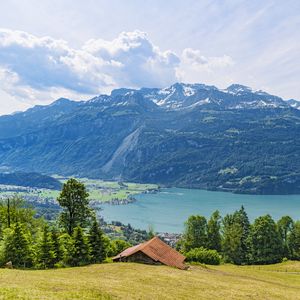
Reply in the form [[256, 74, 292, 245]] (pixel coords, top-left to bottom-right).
[[185, 247, 221, 265]]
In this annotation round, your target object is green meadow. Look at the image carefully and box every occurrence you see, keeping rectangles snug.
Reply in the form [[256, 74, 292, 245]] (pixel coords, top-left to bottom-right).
[[0, 261, 300, 299]]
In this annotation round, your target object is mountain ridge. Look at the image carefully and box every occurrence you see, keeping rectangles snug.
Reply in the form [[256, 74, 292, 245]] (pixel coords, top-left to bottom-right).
[[0, 82, 299, 194]]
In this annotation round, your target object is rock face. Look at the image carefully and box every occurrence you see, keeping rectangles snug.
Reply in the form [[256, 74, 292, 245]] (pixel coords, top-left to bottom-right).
[[0, 82, 300, 194]]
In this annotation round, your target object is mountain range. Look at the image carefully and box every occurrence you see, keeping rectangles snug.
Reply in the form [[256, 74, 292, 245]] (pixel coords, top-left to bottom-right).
[[0, 83, 299, 194]]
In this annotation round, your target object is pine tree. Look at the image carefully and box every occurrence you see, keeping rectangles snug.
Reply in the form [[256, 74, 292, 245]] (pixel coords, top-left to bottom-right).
[[207, 210, 221, 252], [4, 222, 32, 268], [222, 213, 243, 264], [51, 228, 63, 265], [236, 206, 250, 263], [222, 207, 250, 265], [38, 225, 55, 269], [89, 219, 105, 263], [248, 215, 283, 264], [72, 226, 91, 266]]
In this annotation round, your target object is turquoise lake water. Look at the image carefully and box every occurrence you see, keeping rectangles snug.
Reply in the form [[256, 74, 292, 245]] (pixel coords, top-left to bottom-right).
[[99, 188, 300, 233]]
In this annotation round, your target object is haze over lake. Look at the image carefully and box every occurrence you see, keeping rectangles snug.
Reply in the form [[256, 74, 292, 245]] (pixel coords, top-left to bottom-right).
[[100, 188, 300, 233]]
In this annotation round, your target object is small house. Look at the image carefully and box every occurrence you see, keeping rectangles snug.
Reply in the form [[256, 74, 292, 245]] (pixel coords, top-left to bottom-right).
[[112, 236, 188, 270]]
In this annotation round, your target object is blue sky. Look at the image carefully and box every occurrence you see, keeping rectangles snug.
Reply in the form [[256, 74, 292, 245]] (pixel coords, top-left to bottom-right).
[[0, 0, 299, 114]]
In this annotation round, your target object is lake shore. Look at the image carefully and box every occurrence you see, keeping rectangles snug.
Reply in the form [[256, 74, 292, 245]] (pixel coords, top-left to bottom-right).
[[99, 187, 300, 233]]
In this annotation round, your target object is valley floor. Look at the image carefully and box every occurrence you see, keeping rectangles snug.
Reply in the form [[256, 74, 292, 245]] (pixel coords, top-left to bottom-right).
[[0, 261, 300, 299]]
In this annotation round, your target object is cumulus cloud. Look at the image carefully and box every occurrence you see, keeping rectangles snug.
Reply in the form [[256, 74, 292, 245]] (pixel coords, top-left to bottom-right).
[[0, 28, 233, 114], [83, 31, 180, 88], [0, 29, 114, 95]]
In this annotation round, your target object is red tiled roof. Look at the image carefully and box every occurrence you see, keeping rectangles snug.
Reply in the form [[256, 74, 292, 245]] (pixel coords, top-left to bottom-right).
[[113, 236, 187, 270]]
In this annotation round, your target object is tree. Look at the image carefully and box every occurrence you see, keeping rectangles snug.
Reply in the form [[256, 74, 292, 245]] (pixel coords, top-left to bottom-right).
[[277, 216, 294, 258], [109, 239, 131, 257], [4, 222, 33, 268], [38, 225, 55, 269], [51, 228, 63, 265], [148, 224, 155, 239], [248, 215, 283, 264], [288, 221, 300, 260], [207, 210, 221, 252], [0, 196, 36, 230], [182, 215, 208, 252], [57, 179, 92, 235], [89, 219, 105, 263], [222, 213, 243, 264], [59, 233, 75, 266], [235, 206, 250, 263], [72, 226, 91, 266], [222, 207, 250, 265]]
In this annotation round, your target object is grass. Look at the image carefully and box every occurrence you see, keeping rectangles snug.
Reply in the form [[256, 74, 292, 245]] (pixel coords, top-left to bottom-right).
[[0, 261, 300, 299]]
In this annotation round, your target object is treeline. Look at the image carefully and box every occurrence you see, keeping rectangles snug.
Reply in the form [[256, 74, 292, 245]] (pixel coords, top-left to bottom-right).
[[0, 179, 131, 269], [178, 207, 300, 265]]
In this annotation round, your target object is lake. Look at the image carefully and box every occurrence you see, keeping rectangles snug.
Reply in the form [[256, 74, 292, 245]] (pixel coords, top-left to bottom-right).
[[99, 188, 300, 233]]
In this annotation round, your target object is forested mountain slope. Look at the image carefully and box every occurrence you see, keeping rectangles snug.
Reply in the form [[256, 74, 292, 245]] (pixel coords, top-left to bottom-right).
[[0, 83, 299, 194]]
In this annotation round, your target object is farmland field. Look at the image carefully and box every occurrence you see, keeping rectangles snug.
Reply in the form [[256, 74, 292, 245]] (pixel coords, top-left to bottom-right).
[[0, 177, 159, 204]]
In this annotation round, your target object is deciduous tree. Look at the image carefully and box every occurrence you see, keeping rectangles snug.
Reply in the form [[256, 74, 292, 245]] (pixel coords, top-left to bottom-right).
[[248, 215, 283, 264], [57, 179, 92, 235], [183, 215, 208, 252]]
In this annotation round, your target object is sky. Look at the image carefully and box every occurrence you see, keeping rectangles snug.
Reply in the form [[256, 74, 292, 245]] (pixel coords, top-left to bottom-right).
[[0, 0, 299, 115]]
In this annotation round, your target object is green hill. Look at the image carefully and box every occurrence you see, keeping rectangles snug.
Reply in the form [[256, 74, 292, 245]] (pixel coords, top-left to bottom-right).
[[1, 261, 300, 299]]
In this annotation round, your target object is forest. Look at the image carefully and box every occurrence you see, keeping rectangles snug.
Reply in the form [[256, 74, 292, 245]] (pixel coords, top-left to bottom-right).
[[0, 178, 300, 269]]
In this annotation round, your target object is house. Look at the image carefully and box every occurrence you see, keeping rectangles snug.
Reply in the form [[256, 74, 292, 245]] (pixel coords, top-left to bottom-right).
[[112, 236, 188, 270]]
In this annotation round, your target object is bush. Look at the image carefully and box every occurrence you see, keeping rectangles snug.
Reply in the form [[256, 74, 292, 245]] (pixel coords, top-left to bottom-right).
[[185, 247, 221, 265], [108, 239, 131, 257]]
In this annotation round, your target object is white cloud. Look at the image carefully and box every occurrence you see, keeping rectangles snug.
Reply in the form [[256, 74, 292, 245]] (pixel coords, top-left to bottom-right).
[[181, 48, 233, 70], [0, 29, 113, 95], [83, 31, 180, 87], [0, 28, 234, 114], [176, 48, 234, 87]]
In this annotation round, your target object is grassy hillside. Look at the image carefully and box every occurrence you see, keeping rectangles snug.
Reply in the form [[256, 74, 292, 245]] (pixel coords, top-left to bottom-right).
[[0, 261, 300, 299]]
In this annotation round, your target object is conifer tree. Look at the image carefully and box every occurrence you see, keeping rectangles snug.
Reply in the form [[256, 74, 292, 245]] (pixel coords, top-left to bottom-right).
[[72, 226, 91, 266], [235, 206, 250, 263], [4, 222, 32, 268], [207, 210, 221, 252], [38, 225, 55, 268], [89, 219, 105, 263], [51, 228, 63, 265], [222, 213, 243, 264], [222, 206, 250, 264]]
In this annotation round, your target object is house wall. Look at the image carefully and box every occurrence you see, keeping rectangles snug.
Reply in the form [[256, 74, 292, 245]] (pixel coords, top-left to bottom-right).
[[122, 251, 162, 265]]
